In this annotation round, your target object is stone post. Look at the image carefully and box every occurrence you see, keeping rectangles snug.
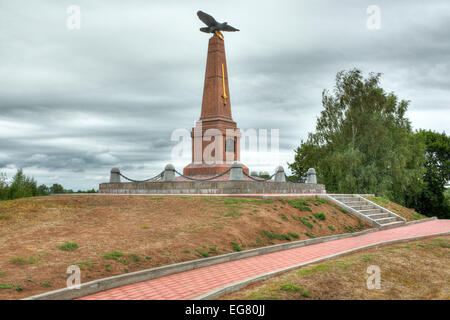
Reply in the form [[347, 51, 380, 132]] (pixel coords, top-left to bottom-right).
[[110, 167, 121, 183], [274, 166, 286, 182], [229, 161, 243, 181], [306, 168, 317, 184], [163, 164, 176, 182]]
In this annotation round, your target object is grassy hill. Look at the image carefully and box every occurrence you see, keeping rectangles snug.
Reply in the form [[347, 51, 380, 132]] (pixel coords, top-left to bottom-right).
[[0, 194, 419, 299]]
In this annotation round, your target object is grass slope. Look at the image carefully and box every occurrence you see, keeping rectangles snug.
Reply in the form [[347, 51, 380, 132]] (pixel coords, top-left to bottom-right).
[[0, 195, 370, 299]]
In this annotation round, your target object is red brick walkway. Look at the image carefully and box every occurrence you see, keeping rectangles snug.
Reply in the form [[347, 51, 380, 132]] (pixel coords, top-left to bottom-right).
[[79, 220, 449, 300]]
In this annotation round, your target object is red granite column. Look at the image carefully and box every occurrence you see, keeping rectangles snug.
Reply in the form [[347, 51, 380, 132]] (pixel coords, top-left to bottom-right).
[[184, 34, 248, 175]]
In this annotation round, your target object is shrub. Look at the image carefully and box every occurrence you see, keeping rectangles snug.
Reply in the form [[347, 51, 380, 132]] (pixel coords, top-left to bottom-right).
[[231, 242, 242, 252], [58, 242, 79, 251], [313, 212, 326, 221]]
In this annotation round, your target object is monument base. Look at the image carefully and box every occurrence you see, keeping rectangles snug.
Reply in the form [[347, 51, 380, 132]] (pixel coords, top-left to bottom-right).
[[99, 180, 326, 194], [183, 162, 249, 176]]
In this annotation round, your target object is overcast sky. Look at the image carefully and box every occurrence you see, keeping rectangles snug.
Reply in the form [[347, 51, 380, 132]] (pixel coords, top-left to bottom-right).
[[0, 0, 449, 190]]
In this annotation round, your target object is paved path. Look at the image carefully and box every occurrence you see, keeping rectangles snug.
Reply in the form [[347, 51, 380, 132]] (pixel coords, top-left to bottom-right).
[[79, 220, 450, 300]]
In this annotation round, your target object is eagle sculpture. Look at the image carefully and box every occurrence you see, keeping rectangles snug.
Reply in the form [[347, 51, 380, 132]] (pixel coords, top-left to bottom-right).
[[197, 10, 239, 39]]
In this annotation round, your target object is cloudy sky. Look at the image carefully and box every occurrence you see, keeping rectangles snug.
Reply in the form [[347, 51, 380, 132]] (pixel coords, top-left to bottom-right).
[[0, 0, 449, 190]]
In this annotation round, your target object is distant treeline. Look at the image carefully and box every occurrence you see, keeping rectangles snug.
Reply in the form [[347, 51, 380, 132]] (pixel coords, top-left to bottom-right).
[[0, 169, 97, 201]]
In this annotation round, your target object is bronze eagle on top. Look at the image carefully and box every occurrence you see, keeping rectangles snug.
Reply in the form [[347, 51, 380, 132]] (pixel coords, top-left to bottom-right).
[[197, 10, 239, 39]]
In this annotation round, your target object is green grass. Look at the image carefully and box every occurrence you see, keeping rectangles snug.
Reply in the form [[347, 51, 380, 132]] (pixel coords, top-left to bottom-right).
[[103, 251, 124, 261], [360, 254, 373, 262], [278, 213, 288, 221], [287, 232, 299, 239], [73, 261, 93, 271], [344, 226, 356, 233], [432, 238, 450, 248], [412, 212, 425, 220], [195, 249, 210, 258], [286, 199, 312, 212], [367, 196, 389, 205], [209, 246, 217, 253], [40, 281, 51, 288], [58, 242, 79, 251], [224, 208, 242, 218], [183, 250, 190, 254], [260, 230, 291, 241], [128, 254, 140, 262], [328, 225, 336, 231], [313, 212, 326, 221], [304, 232, 316, 239], [102, 251, 139, 264], [0, 284, 12, 289], [10, 256, 36, 265], [231, 242, 242, 252], [223, 198, 273, 205], [281, 284, 301, 291], [297, 263, 330, 276]]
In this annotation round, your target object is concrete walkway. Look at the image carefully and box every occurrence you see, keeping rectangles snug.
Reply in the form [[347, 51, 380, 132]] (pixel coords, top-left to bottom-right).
[[79, 220, 450, 300]]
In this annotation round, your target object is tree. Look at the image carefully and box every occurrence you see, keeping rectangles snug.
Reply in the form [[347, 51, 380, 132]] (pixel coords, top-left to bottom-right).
[[0, 172, 9, 200], [412, 130, 450, 218], [50, 183, 65, 194], [8, 169, 38, 199], [289, 69, 425, 205], [37, 184, 50, 196]]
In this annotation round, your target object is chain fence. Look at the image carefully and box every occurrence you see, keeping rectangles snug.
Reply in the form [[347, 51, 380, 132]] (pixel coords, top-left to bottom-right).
[[173, 168, 232, 181], [118, 171, 164, 183]]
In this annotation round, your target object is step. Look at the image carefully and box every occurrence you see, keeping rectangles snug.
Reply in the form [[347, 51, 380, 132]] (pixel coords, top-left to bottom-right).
[[359, 208, 383, 214], [366, 213, 391, 219], [375, 217, 400, 224], [332, 197, 357, 201], [353, 206, 377, 211], [378, 221, 405, 229], [341, 201, 365, 206]]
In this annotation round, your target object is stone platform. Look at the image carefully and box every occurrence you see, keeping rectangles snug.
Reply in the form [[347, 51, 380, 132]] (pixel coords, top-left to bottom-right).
[[99, 180, 326, 195]]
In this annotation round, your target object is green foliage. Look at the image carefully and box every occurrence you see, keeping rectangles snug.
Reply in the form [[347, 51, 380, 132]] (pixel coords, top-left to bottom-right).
[[0, 169, 96, 201], [328, 225, 336, 231], [260, 230, 291, 241], [297, 263, 330, 275], [313, 212, 326, 221], [288, 69, 425, 206], [287, 232, 299, 239], [344, 226, 356, 233], [231, 242, 242, 252], [50, 183, 65, 194], [304, 232, 316, 238], [195, 249, 210, 258], [58, 242, 79, 251], [281, 284, 301, 291], [410, 130, 450, 219], [286, 199, 312, 212]]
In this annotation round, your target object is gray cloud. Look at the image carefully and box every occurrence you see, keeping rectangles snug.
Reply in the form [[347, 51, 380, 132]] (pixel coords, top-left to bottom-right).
[[0, 0, 449, 189]]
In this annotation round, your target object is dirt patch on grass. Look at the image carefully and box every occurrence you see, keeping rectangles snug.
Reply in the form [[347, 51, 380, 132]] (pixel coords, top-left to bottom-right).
[[0, 195, 370, 299], [220, 236, 450, 300], [365, 196, 427, 221]]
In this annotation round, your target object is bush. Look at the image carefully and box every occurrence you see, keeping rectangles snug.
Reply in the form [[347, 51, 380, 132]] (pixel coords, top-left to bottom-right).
[[58, 242, 79, 251], [313, 212, 326, 221]]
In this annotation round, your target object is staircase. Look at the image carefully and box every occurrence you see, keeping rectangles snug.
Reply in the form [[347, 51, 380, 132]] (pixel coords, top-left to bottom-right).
[[325, 194, 406, 228]]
